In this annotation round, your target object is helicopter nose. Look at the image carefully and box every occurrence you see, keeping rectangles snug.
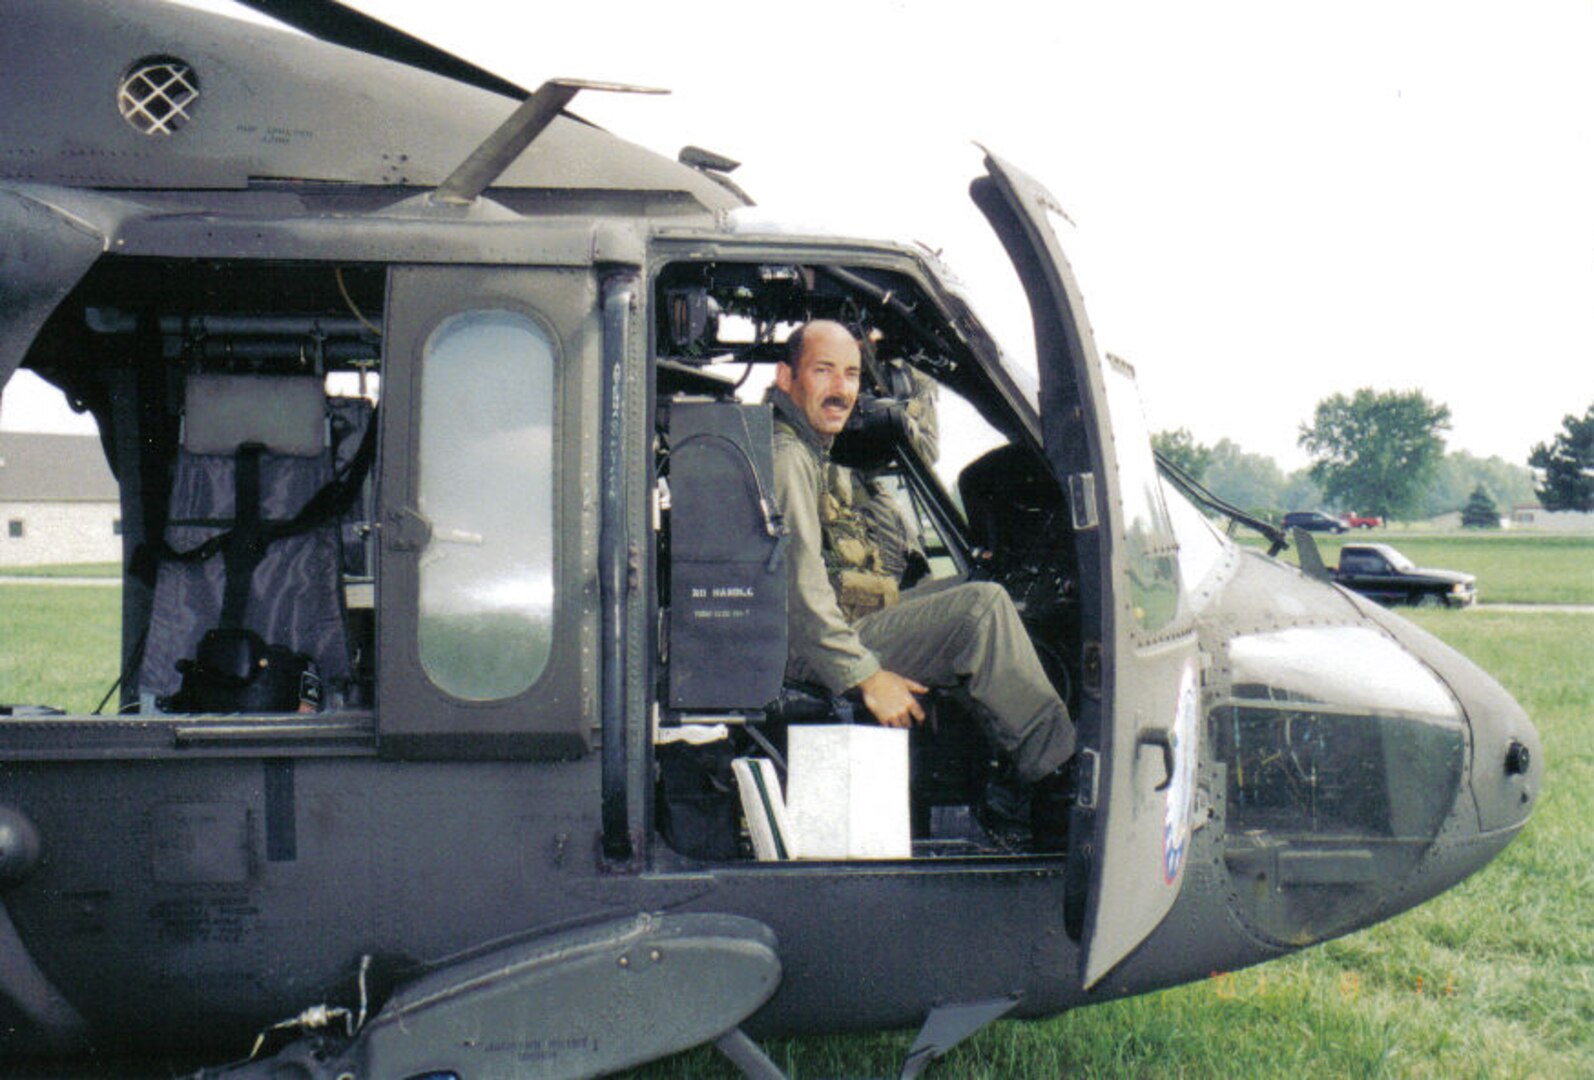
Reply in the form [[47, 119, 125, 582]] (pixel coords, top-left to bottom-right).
[[1454, 661, 1542, 840], [1375, 610, 1542, 879]]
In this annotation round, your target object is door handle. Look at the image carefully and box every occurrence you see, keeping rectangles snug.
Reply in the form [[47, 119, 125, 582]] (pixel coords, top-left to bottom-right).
[[385, 506, 433, 552], [1136, 727, 1174, 792]]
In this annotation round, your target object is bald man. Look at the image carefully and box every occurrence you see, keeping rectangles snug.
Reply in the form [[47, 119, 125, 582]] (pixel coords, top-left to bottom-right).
[[768, 320, 1077, 850]]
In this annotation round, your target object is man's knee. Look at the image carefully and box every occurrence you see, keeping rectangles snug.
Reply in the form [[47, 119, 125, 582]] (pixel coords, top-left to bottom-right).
[[943, 580, 1009, 626], [962, 581, 1029, 644]]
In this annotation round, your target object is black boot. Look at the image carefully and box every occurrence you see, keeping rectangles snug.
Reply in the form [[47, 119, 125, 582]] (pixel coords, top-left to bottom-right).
[[1029, 757, 1077, 853], [973, 770, 1032, 854]]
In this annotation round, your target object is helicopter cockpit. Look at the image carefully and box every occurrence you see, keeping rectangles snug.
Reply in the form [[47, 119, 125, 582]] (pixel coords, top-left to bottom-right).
[[648, 256, 1085, 861]]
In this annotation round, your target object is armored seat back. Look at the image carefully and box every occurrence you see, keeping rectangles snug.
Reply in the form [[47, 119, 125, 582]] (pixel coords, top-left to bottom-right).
[[138, 374, 353, 710]]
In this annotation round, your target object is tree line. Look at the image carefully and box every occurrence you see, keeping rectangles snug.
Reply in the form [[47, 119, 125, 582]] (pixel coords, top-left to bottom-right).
[[1153, 387, 1570, 525]]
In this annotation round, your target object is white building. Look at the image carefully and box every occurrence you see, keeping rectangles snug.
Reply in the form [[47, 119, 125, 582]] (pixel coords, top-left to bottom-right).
[[0, 432, 121, 567], [1509, 505, 1594, 533]]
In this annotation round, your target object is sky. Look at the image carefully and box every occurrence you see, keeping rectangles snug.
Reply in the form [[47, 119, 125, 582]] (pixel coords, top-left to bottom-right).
[[3, 0, 1591, 473]]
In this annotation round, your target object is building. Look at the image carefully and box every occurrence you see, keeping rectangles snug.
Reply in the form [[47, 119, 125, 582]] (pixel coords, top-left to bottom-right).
[[0, 432, 121, 567], [1509, 505, 1594, 533]]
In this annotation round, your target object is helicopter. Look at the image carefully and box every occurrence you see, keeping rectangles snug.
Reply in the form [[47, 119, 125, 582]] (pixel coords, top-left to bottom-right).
[[0, 1, 1542, 1077]]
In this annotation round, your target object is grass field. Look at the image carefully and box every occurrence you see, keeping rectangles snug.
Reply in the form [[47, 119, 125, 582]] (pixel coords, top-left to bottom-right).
[[0, 584, 122, 712], [0, 562, 121, 578], [2, 538, 1590, 1077], [1258, 531, 1594, 606]]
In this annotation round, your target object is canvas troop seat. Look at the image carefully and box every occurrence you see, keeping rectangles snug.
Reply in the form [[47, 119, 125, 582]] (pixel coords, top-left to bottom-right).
[[138, 374, 364, 712]]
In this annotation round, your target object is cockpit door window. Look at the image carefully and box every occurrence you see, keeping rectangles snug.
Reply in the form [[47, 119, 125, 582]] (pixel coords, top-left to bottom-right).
[[972, 152, 1199, 988]]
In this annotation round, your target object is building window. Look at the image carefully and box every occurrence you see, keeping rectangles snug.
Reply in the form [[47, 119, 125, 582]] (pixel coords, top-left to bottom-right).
[[6, 519, 21, 539], [113, 518, 124, 536]]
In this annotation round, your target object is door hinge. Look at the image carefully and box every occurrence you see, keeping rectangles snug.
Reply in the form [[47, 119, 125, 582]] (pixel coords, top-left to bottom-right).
[[1082, 640, 1103, 695], [1076, 747, 1101, 810], [1068, 472, 1099, 531]]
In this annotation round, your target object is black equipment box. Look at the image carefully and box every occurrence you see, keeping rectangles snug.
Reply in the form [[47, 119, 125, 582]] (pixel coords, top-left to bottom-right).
[[666, 401, 787, 710]]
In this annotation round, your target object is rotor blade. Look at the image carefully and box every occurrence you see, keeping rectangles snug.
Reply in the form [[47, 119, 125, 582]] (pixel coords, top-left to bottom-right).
[[231, 0, 529, 100]]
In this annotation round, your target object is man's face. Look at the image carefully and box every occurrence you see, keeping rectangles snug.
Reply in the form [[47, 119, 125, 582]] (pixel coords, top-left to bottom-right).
[[777, 330, 861, 437]]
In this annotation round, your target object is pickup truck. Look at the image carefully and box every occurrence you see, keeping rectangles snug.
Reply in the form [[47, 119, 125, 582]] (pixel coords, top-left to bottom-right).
[[1339, 512, 1384, 529], [1331, 543, 1477, 608]]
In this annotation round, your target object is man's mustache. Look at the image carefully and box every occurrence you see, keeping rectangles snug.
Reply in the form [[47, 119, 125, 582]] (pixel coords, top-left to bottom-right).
[[822, 395, 852, 410]]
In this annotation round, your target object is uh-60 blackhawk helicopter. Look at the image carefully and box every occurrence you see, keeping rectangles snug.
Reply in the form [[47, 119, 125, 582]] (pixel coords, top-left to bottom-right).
[[0, 1, 1542, 1077]]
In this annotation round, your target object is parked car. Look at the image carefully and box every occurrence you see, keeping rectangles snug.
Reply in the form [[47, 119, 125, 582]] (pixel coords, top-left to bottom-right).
[[1331, 543, 1477, 608], [1339, 511, 1384, 529], [1282, 510, 1347, 534]]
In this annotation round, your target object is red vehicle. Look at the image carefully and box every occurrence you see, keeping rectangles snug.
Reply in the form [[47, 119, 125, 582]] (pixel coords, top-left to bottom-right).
[[1340, 512, 1384, 529]]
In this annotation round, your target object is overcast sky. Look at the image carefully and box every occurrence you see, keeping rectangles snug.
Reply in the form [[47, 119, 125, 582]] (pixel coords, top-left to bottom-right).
[[4, 0, 1590, 473]]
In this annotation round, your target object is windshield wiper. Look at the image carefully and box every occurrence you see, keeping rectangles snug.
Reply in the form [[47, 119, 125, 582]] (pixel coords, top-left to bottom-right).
[[1155, 453, 1289, 556]]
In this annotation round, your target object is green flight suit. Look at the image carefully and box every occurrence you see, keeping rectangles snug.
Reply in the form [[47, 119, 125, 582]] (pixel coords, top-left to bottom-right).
[[769, 388, 1075, 783]]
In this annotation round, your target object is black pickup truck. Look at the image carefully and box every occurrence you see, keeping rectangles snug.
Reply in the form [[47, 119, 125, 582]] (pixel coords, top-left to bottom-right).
[[1332, 543, 1478, 608]]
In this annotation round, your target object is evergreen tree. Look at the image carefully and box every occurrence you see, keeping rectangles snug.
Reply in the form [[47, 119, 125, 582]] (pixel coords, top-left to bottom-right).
[[1528, 404, 1594, 511], [1460, 484, 1500, 528], [1419, 451, 1539, 520]]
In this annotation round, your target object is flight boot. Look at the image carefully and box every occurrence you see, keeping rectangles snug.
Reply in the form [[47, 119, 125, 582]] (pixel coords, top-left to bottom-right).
[[1028, 756, 1078, 853]]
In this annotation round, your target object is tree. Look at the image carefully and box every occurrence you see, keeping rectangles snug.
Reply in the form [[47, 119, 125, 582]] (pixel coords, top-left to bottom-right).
[[1419, 451, 1539, 521], [1528, 404, 1594, 511], [1460, 484, 1501, 528], [1152, 428, 1212, 483], [1298, 388, 1451, 521], [1203, 439, 1297, 518], [1281, 469, 1325, 516]]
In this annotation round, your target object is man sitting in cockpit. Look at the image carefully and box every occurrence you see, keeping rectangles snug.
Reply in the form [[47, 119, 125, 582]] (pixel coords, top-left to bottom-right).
[[768, 319, 1077, 850]]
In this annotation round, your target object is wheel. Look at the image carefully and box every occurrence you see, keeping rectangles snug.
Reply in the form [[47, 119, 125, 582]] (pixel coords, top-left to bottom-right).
[[1416, 593, 1442, 609]]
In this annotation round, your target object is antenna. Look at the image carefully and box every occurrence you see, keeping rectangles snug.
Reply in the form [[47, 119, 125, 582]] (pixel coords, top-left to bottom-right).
[[433, 78, 667, 206]]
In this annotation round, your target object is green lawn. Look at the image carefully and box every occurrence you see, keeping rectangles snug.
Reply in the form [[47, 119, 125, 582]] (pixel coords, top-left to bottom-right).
[[0, 584, 122, 712], [0, 562, 121, 578], [1260, 531, 1594, 606]]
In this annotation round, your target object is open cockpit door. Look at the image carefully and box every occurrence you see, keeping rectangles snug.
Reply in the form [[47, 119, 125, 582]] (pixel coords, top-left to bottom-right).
[[972, 153, 1200, 989]]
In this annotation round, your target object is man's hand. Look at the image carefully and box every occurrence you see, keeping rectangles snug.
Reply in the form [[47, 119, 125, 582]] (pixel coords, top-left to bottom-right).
[[857, 669, 928, 728]]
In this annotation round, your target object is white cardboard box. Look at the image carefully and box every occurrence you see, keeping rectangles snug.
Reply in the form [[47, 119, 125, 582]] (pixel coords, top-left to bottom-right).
[[785, 725, 911, 859]]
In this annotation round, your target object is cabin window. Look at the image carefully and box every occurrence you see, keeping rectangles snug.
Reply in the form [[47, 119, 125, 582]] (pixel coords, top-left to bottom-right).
[[416, 309, 556, 701], [1102, 355, 1179, 634]]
